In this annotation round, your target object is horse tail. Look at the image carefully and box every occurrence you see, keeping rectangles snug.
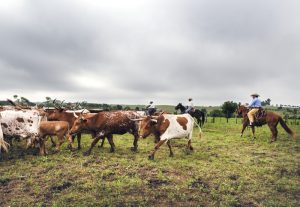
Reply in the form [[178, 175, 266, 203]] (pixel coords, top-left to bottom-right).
[[279, 117, 296, 139], [193, 117, 203, 138]]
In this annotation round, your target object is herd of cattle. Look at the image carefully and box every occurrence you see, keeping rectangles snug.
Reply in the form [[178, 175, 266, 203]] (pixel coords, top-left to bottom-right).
[[0, 102, 202, 160]]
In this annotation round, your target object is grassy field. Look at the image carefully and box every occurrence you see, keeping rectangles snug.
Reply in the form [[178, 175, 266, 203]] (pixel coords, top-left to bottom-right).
[[1, 118, 299, 207]]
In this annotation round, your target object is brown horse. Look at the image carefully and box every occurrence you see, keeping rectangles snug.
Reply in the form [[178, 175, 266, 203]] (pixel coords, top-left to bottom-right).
[[236, 105, 296, 142]]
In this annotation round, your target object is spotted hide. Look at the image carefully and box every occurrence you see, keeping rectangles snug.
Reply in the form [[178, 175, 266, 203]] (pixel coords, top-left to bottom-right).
[[139, 114, 201, 160], [0, 109, 45, 152], [69, 110, 140, 156]]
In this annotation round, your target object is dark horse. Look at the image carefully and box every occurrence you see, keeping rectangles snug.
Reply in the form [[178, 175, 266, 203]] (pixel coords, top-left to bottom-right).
[[175, 103, 205, 127], [236, 105, 296, 142]]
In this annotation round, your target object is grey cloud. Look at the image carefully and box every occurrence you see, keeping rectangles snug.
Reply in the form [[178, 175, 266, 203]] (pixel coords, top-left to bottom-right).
[[0, 0, 299, 105]]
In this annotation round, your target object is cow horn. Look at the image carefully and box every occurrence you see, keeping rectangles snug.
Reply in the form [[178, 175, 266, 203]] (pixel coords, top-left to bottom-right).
[[7, 99, 17, 106], [73, 112, 79, 118], [130, 118, 144, 121], [150, 115, 159, 119], [151, 119, 158, 123]]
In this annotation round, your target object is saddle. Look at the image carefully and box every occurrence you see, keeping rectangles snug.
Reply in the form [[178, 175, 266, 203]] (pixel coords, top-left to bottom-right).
[[253, 108, 266, 126]]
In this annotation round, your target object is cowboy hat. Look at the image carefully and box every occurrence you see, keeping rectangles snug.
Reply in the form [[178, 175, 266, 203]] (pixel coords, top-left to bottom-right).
[[250, 93, 259, 97]]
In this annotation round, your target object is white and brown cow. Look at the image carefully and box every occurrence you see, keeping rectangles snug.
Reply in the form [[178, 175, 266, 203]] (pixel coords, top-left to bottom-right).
[[138, 114, 202, 160], [0, 109, 45, 152]]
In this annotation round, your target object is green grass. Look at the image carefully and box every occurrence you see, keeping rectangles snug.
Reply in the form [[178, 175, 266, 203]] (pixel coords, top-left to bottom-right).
[[1, 118, 299, 207]]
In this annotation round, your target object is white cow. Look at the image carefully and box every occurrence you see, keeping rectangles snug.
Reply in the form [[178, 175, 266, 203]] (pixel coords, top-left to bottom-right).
[[0, 109, 45, 152], [138, 113, 202, 160]]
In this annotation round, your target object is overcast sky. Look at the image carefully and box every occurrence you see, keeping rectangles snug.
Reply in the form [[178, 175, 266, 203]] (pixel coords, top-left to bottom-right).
[[0, 0, 299, 106]]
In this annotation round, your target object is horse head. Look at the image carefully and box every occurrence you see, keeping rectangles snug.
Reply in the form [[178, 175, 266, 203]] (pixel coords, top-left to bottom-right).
[[175, 103, 185, 112], [236, 105, 248, 117]]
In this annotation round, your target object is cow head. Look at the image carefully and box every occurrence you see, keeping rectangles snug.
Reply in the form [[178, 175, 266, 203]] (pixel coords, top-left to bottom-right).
[[139, 116, 158, 138], [69, 115, 88, 135], [45, 108, 64, 121]]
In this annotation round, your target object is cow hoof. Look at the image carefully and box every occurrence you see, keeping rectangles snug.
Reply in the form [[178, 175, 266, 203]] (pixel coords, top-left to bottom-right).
[[130, 147, 138, 152], [109, 149, 115, 153], [148, 155, 154, 160], [83, 151, 91, 156]]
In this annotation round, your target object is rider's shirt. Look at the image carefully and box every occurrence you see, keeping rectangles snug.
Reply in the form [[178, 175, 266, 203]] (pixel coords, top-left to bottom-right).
[[147, 103, 156, 109], [249, 98, 261, 108], [187, 101, 194, 108]]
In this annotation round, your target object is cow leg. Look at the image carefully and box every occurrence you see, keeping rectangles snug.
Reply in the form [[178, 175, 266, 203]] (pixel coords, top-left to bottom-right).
[[50, 136, 56, 147], [148, 139, 166, 160], [68, 134, 77, 150], [166, 140, 174, 157], [39, 137, 47, 156], [77, 133, 81, 150], [98, 137, 105, 148], [55, 135, 65, 152], [131, 132, 139, 152], [67, 135, 76, 151], [83, 134, 105, 156], [106, 134, 116, 153]]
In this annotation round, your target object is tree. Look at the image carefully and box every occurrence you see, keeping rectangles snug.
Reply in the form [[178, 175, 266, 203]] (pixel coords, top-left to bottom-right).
[[221, 101, 238, 123], [261, 98, 271, 106], [124, 106, 131, 110], [209, 109, 223, 117]]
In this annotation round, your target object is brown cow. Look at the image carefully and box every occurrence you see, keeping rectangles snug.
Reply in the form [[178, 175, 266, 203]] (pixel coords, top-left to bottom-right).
[[69, 111, 140, 156], [38, 121, 71, 155], [45, 109, 96, 150]]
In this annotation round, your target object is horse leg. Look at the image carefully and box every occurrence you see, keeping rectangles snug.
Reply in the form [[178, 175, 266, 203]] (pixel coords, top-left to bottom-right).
[[241, 123, 247, 137], [197, 118, 201, 127], [187, 139, 194, 151], [251, 126, 256, 139], [268, 123, 278, 142], [166, 140, 174, 157], [148, 139, 166, 160]]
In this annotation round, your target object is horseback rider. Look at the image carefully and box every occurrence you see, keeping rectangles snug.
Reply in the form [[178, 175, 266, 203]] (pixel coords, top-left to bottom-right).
[[185, 98, 195, 114], [146, 101, 156, 116], [247, 93, 262, 126]]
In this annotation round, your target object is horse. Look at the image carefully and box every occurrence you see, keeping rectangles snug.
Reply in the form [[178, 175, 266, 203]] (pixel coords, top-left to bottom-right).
[[236, 105, 296, 142], [175, 103, 205, 127]]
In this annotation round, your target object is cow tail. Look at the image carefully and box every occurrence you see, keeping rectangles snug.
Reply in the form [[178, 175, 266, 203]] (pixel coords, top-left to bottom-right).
[[279, 117, 296, 139], [0, 133, 9, 153], [193, 117, 202, 138]]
